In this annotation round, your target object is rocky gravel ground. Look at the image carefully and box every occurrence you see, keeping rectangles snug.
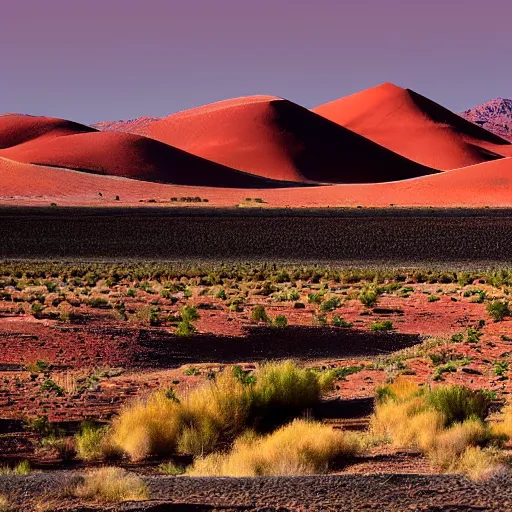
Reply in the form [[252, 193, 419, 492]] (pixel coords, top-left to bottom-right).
[[1, 472, 512, 511]]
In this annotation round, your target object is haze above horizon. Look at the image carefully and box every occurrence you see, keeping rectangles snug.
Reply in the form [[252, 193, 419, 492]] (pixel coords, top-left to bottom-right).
[[2, 0, 512, 125]]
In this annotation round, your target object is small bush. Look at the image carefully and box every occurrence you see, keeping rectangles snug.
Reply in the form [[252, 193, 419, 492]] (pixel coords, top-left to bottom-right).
[[188, 419, 360, 476], [427, 386, 492, 425], [158, 461, 185, 475], [41, 379, 64, 396], [72, 467, 148, 503], [272, 315, 288, 328], [0, 460, 31, 476], [370, 320, 393, 331], [487, 301, 510, 322], [76, 422, 113, 461], [359, 286, 378, 308], [89, 297, 111, 309], [428, 295, 440, 302], [180, 305, 199, 322], [308, 292, 324, 305], [176, 320, 196, 336], [332, 366, 364, 380], [331, 316, 352, 328], [319, 297, 341, 312], [251, 305, 269, 323]]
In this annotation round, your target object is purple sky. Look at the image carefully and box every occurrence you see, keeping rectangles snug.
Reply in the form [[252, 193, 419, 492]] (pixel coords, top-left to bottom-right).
[[1, 0, 512, 125]]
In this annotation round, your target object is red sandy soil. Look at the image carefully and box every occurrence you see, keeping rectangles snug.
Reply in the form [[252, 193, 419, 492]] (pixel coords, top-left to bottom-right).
[[121, 95, 437, 184], [0, 278, 510, 425], [313, 83, 512, 169], [0, 132, 299, 189], [2, 155, 512, 207]]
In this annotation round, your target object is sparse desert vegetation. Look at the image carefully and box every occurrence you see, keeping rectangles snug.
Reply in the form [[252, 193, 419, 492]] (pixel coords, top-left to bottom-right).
[[3, 262, 512, 509]]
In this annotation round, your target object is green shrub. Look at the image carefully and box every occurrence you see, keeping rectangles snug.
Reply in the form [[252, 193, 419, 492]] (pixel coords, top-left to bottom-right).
[[272, 315, 288, 328], [359, 286, 378, 308], [176, 320, 195, 336], [427, 386, 492, 426], [0, 460, 31, 476], [308, 292, 324, 304], [331, 316, 352, 328], [41, 379, 64, 396], [487, 301, 510, 322], [370, 320, 393, 331], [428, 295, 440, 302], [251, 305, 269, 323], [180, 305, 199, 322], [216, 289, 227, 300], [332, 365, 364, 380], [158, 461, 185, 475], [319, 297, 341, 312], [89, 297, 110, 308], [76, 422, 110, 461]]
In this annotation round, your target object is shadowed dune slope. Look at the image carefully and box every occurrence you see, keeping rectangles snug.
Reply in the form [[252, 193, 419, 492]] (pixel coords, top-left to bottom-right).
[[0, 114, 96, 149], [135, 95, 439, 183], [0, 131, 303, 189], [313, 83, 512, 169]]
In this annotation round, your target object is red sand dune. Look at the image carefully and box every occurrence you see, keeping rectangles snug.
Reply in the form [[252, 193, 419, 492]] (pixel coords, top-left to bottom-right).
[[313, 83, 512, 169], [0, 127, 302, 189], [128, 95, 438, 183], [3, 156, 512, 208], [0, 114, 95, 149]]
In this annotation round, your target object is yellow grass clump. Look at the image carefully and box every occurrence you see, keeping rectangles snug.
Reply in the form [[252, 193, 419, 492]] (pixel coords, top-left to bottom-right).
[[456, 446, 505, 481], [0, 495, 9, 512], [371, 379, 505, 480], [109, 361, 334, 461], [110, 392, 183, 461], [491, 404, 512, 440], [188, 419, 361, 477], [73, 467, 148, 503], [0, 460, 31, 476]]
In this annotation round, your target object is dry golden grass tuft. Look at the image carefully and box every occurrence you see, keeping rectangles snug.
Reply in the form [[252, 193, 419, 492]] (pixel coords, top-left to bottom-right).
[[0, 495, 9, 512], [0, 460, 31, 476], [72, 466, 148, 503], [371, 379, 506, 480], [110, 392, 183, 461], [188, 419, 360, 477], [109, 361, 334, 461], [457, 446, 505, 481]]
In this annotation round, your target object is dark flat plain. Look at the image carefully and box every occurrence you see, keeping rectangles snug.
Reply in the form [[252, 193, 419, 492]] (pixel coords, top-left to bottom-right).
[[2, 207, 512, 264], [1, 472, 510, 511]]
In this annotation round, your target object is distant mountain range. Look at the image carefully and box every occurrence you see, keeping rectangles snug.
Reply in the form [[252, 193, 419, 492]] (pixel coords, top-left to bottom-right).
[[460, 99, 512, 142]]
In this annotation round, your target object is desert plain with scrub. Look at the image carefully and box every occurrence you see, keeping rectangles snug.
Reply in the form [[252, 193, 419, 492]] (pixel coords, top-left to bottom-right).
[[4, 81, 512, 511]]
